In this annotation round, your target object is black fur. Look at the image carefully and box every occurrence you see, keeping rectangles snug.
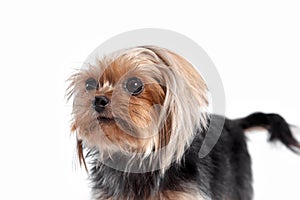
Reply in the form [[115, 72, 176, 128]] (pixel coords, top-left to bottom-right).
[[88, 112, 299, 200]]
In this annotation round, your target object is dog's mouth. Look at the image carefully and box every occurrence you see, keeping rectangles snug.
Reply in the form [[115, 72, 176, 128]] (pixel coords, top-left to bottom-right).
[[97, 116, 135, 132], [97, 116, 115, 124]]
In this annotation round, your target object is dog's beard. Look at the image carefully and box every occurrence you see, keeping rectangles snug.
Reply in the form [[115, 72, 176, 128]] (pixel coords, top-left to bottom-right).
[[68, 46, 209, 173]]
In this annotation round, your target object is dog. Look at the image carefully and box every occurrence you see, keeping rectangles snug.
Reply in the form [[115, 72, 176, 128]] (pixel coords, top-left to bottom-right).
[[67, 46, 300, 200]]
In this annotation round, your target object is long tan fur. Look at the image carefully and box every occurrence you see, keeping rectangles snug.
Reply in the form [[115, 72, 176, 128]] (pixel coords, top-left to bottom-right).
[[67, 46, 209, 173]]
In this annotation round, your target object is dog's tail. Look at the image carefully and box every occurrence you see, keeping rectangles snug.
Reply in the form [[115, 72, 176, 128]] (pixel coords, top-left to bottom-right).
[[236, 112, 300, 153]]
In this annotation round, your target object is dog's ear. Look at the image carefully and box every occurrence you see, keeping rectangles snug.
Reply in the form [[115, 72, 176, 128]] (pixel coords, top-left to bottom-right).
[[142, 46, 208, 107], [139, 46, 209, 165]]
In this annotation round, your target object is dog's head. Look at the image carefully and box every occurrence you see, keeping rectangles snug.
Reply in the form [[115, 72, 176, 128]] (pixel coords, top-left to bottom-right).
[[67, 46, 208, 171]]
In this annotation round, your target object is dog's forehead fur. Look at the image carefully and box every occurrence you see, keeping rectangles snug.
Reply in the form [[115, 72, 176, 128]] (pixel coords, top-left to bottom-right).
[[88, 47, 163, 84]]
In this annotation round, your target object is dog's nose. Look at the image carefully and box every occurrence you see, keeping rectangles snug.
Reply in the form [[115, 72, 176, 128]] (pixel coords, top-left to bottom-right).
[[93, 96, 110, 112]]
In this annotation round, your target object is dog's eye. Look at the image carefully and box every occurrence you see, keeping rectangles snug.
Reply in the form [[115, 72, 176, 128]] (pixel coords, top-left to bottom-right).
[[124, 77, 144, 95], [85, 78, 98, 91]]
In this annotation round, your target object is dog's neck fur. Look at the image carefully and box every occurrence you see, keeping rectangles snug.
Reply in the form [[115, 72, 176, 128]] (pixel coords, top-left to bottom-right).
[[89, 133, 210, 200]]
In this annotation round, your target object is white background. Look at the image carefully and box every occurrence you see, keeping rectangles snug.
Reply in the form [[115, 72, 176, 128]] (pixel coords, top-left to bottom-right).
[[0, 1, 299, 199]]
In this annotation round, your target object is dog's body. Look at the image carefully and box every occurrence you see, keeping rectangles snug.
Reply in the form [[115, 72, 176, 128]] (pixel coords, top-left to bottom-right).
[[88, 113, 298, 200], [67, 46, 299, 200]]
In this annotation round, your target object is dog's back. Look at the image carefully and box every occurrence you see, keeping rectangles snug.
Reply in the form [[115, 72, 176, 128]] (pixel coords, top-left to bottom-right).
[[190, 112, 299, 200]]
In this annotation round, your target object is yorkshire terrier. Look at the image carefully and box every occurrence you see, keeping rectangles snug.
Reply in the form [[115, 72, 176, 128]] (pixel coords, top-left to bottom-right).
[[67, 46, 300, 200]]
